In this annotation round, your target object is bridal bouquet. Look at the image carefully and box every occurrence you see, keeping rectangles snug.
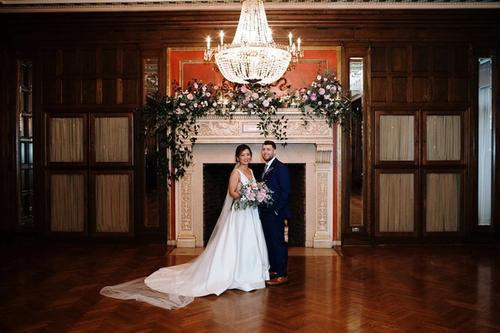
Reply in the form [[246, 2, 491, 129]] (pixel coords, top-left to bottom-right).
[[233, 182, 273, 210]]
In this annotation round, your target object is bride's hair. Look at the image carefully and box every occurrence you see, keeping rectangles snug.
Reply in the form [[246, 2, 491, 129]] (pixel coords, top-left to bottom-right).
[[235, 144, 252, 162]]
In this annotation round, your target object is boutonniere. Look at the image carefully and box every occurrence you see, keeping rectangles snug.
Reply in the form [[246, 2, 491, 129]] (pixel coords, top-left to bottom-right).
[[264, 166, 274, 175]]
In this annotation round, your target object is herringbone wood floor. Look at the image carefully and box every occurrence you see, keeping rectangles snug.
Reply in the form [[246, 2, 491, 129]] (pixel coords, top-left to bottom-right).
[[1, 241, 499, 332]]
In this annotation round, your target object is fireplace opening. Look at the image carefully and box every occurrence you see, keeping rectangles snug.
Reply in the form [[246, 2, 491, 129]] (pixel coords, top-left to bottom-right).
[[203, 163, 306, 246]]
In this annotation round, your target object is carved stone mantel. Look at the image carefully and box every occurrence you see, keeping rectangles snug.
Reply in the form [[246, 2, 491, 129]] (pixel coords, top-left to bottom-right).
[[174, 110, 340, 248]]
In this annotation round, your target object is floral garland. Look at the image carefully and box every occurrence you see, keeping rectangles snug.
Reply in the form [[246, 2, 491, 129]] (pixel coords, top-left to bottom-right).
[[142, 71, 353, 182], [297, 72, 352, 128]]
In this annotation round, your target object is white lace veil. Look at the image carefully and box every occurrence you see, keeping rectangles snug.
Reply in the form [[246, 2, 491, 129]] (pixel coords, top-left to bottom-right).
[[100, 163, 239, 310]]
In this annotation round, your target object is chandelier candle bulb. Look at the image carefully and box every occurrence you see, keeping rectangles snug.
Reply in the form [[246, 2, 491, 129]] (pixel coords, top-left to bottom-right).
[[288, 32, 293, 47], [206, 36, 211, 50], [219, 30, 224, 46], [297, 38, 301, 52]]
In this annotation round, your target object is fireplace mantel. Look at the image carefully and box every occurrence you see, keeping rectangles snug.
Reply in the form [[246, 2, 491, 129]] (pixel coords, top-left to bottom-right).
[[174, 110, 341, 248]]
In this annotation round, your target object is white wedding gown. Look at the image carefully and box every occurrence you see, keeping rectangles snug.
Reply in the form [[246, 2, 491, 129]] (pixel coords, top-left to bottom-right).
[[100, 169, 270, 309]]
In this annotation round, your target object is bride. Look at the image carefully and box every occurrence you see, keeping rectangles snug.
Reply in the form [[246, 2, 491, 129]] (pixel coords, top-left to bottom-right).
[[100, 144, 270, 309]]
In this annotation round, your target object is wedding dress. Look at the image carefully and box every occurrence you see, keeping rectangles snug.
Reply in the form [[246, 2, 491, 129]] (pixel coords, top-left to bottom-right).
[[100, 168, 270, 309]]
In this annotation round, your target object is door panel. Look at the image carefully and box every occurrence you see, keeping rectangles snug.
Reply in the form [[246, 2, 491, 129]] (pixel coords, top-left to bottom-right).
[[370, 43, 470, 242], [425, 172, 462, 233]]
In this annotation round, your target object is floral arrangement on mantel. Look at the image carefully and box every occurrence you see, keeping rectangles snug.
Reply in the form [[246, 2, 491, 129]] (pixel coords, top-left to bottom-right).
[[142, 71, 353, 182]]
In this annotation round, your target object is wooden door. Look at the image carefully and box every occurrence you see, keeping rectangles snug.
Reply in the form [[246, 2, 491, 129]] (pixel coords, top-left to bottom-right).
[[40, 46, 139, 237], [370, 44, 470, 241]]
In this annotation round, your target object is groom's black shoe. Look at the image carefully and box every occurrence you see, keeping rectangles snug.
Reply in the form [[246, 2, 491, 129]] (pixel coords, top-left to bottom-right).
[[266, 276, 288, 286], [269, 272, 278, 279]]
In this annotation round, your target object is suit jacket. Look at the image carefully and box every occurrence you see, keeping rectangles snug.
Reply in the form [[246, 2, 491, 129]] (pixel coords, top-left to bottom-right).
[[260, 158, 291, 219]]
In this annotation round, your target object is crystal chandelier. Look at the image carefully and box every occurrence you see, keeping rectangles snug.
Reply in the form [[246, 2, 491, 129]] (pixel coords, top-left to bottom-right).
[[204, 0, 304, 85]]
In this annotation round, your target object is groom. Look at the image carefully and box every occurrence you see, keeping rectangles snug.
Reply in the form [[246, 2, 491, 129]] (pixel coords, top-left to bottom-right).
[[259, 140, 291, 286]]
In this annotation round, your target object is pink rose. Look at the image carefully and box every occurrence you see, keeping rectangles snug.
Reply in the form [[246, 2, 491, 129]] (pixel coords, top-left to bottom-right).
[[251, 92, 259, 99], [187, 93, 194, 100], [262, 99, 270, 107], [256, 192, 266, 202]]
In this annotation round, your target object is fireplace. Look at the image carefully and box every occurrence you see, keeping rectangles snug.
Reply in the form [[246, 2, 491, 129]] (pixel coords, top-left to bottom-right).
[[173, 111, 341, 248], [203, 163, 306, 246]]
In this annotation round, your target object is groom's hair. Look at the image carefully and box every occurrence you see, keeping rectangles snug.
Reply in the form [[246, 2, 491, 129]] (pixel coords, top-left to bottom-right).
[[263, 140, 276, 149]]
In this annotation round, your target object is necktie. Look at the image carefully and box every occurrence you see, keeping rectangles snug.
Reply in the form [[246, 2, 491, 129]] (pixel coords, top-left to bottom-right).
[[262, 163, 269, 178]]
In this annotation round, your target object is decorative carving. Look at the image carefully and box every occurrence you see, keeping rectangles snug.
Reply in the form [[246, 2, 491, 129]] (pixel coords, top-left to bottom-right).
[[287, 120, 332, 137], [316, 150, 332, 164], [198, 121, 239, 137], [317, 172, 329, 232], [180, 170, 193, 232]]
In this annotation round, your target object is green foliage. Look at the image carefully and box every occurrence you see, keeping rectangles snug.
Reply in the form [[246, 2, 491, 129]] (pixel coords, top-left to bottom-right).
[[141, 72, 355, 183], [297, 71, 354, 129]]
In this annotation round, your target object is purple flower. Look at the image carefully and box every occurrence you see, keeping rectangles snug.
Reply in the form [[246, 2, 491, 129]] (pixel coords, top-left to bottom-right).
[[319, 88, 326, 95], [310, 93, 317, 101], [262, 99, 270, 107]]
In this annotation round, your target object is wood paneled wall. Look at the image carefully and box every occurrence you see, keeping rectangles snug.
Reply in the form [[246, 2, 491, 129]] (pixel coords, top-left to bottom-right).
[[0, 50, 18, 233], [371, 43, 473, 241], [0, 9, 499, 242], [40, 46, 139, 237]]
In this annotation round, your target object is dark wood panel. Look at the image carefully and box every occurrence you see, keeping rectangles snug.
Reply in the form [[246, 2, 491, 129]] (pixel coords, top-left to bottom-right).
[[390, 46, 408, 72], [81, 49, 97, 75], [450, 77, 468, 102], [370, 47, 386, 73], [81, 79, 96, 104], [432, 76, 449, 102], [102, 48, 117, 75], [433, 46, 450, 73], [62, 78, 81, 104], [392, 76, 408, 102], [123, 48, 139, 75], [102, 79, 116, 104], [412, 46, 430, 73], [413, 76, 432, 102], [62, 49, 79, 75], [371, 77, 387, 102], [123, 79, 138, 105]]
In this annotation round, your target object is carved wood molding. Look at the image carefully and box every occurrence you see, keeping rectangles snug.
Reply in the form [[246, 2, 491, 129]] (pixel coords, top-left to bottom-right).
[[2, 0, 500, 13]]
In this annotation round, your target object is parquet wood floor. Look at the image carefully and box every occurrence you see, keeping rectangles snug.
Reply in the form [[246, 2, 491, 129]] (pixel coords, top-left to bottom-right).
[[1, 240, 499, 332]]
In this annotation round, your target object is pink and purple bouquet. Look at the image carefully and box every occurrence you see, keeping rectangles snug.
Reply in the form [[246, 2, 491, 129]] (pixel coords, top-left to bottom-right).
[[233, 182, 273, 210]]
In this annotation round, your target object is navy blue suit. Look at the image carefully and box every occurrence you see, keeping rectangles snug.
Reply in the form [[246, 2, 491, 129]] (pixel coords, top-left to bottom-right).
[[259, 158, 291, 277]]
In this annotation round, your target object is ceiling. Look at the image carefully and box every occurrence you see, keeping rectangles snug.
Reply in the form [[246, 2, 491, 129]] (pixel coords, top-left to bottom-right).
[[1, 0, 500, 13]]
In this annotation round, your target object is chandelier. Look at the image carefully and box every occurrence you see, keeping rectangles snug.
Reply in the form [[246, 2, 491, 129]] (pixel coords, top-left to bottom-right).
[[204, 0, 303, 85]]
